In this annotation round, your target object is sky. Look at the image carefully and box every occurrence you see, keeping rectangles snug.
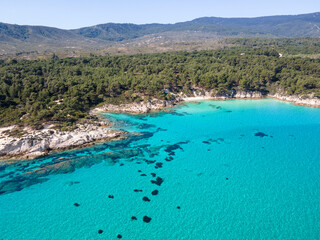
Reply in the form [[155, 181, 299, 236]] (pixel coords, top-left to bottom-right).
[[1, 0, 319, 29]]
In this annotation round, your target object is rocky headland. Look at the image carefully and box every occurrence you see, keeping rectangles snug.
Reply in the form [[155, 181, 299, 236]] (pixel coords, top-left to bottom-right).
[[0, 122, 123, 160]]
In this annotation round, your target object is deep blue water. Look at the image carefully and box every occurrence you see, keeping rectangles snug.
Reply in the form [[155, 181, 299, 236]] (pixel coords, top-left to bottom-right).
[[1, 99, 320, 239]]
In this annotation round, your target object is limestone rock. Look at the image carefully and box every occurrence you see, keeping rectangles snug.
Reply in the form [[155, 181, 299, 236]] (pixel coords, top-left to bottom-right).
[[0, 124, 122, 160]]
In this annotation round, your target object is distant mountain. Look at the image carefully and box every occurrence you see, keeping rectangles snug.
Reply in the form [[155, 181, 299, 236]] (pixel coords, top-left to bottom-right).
[[1, 12, 320, 56], [0, 23, 74, 41], [183, 12, 320, 36], [71, 23, 170, 41], [72, 12, 320, 41]]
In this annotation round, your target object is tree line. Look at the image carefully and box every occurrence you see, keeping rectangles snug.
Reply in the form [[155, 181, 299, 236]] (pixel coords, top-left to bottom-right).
[[0, 48, 319, 127]]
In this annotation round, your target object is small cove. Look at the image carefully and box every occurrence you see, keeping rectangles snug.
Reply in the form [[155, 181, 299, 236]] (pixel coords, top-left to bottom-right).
[[1, 98, 320, 239]]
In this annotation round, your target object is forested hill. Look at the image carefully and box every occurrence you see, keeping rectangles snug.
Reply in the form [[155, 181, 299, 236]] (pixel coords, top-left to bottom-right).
[[0, 48, 319, 127], [1, 12, 320, 51]]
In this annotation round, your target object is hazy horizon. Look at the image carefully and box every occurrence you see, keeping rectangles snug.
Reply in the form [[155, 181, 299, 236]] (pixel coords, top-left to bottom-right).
[[1, 11, 320, 30], [0, 0, 319, 29]]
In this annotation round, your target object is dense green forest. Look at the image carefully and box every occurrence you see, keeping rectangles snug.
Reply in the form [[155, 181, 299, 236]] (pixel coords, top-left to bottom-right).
[[0, 47, 320, 127]]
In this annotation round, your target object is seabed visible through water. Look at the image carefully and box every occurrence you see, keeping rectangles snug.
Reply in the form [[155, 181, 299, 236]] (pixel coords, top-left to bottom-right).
[[1, 99, 320, 239]]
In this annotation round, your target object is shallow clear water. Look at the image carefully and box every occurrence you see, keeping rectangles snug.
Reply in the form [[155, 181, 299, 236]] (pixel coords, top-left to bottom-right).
[[1, 99, 320, 239]]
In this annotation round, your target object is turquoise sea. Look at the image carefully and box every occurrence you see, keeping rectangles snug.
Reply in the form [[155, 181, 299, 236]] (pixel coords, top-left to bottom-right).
[[1, 99, 320, 239]]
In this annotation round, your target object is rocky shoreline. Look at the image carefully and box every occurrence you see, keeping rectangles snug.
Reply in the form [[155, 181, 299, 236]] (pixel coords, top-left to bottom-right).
[[1, 89, 319, 161], [91, 98, 181, 114], [93, 89, 320, 114], [92, 89, 265, 114], [0, 122, 123, 161], [268, 93, 320, 108]]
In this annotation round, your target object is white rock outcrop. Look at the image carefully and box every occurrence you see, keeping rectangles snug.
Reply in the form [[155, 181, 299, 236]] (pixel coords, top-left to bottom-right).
[[269, 93, 320, 107], [0, 124, 122, 159], [179, 89, 263, 101], [92, 98, 181, 114]]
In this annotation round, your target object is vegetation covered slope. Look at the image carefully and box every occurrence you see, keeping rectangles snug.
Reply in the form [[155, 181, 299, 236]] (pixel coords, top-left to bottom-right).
[[0, 45, 320, 127], [182, 12, 320, 37]]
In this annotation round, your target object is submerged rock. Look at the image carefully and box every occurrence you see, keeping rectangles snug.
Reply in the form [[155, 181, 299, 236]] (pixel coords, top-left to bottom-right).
[[151, 190, 159, 195], [108, 195, 114, 199], [151, 177, 164, 186], [145, 160, 156, 164], [131, 216, 137, 220], [143, 216, 152, 223], [73, 203, 80, 207], [66, 181, 80, 186], [165, 156, 174, 162], [98, 230, 103, 234], [164, 144, 182, 154], [0, 177, 48, 196], [142, 196, 151, 202], [254, 132, 268, 138], [155, 162, 163, 168]]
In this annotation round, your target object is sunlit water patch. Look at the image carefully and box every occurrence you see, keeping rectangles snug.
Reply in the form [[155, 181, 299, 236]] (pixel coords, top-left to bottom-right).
[[1, 99, 320, 239]]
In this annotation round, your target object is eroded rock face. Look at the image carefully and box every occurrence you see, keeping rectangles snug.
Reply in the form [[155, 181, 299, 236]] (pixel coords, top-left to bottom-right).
[[0, 124, 122, 159]]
